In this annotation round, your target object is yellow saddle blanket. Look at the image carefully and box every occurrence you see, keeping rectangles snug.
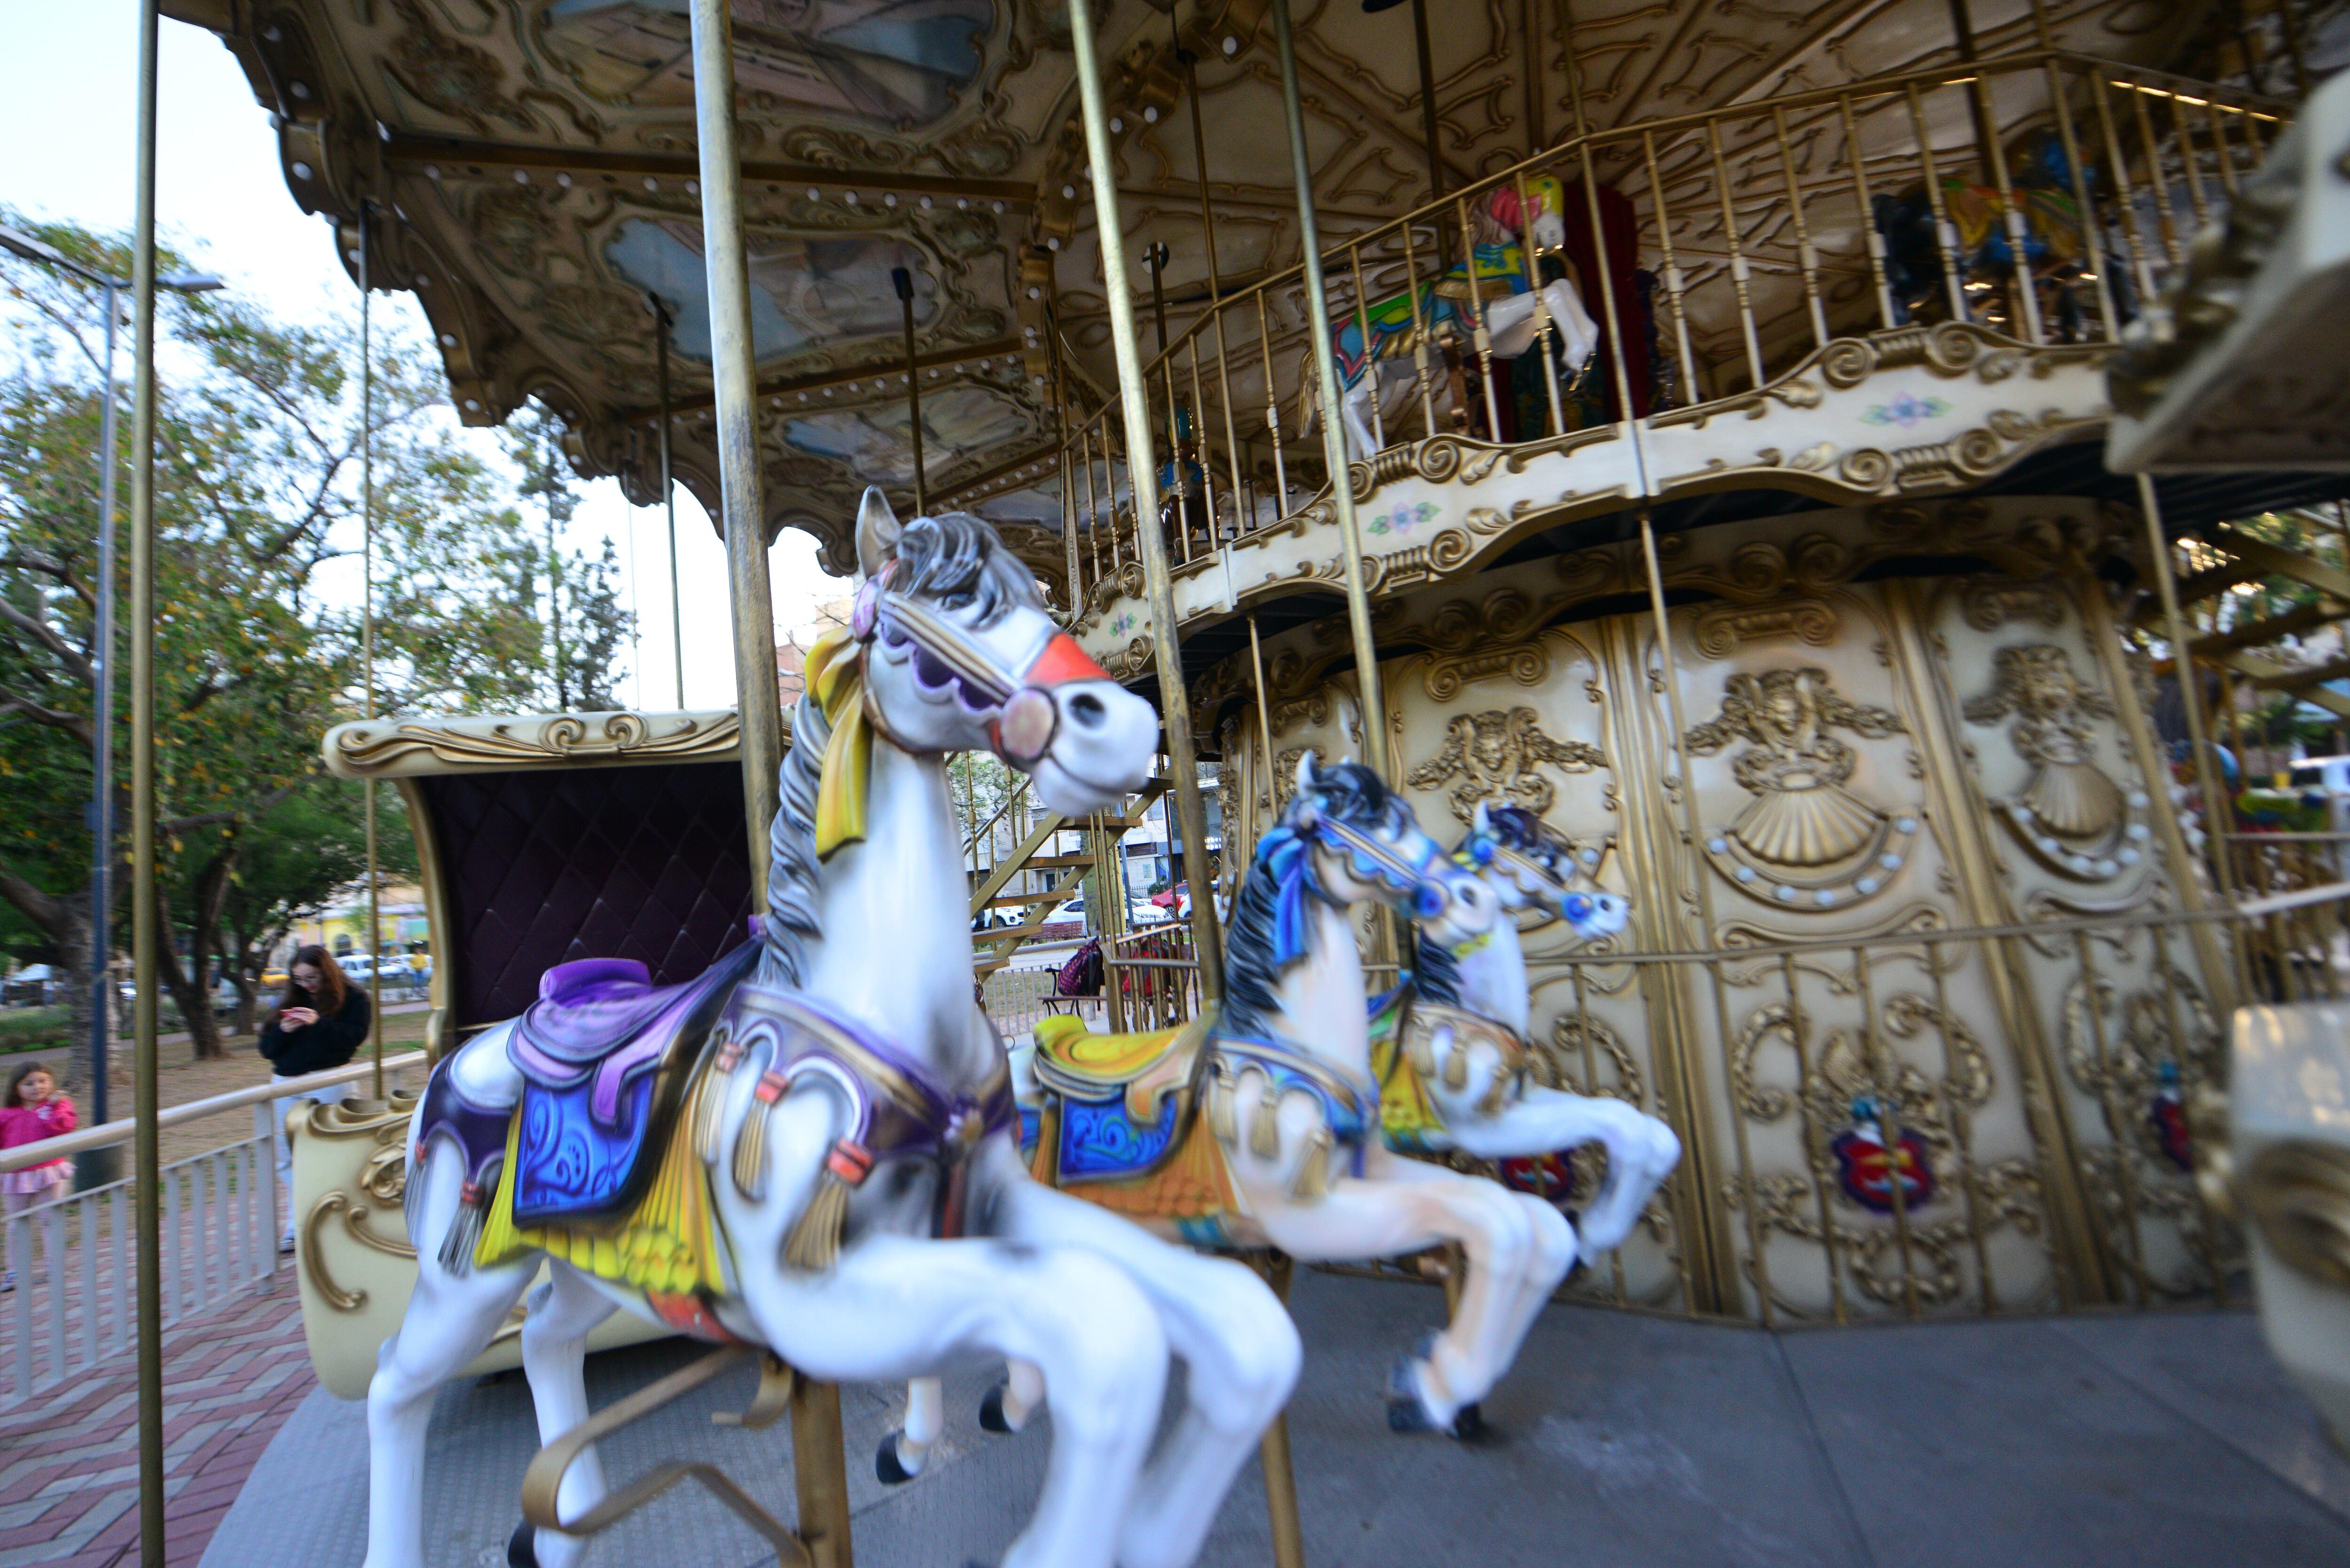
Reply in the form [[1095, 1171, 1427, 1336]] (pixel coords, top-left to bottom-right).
[[1032, 1012, 1209, 1127], [1028, 1013, 1236, 1221]]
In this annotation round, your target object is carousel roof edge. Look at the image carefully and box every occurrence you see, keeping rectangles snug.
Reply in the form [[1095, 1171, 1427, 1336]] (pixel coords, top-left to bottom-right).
[[2105, 69, 2350, 475], [323, 709, 748, 780]]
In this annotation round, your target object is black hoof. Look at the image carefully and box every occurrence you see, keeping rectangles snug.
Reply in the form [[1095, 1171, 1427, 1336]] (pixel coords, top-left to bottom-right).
[[1385, 1354, 1439, 1434], [875, 1431, 916, 1485], [979, 1382, 1013, 1434], [507, 1520, 539, 1568], [1450, 1401, 1489, 1443]]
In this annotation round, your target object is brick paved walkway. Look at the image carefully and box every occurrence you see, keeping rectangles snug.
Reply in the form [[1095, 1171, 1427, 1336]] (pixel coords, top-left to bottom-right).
[[0, 1271, 313, 1567]]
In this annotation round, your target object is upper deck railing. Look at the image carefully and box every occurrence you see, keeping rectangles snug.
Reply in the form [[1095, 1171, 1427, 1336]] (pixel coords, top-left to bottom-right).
[[979, 49, 2290, 626]]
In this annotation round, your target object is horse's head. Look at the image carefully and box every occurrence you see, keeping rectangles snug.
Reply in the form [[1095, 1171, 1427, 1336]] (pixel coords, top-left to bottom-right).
[[1457, 800, 1629, 942], [1286, 754, 1495, 950], [851, 488, 1154, 814]]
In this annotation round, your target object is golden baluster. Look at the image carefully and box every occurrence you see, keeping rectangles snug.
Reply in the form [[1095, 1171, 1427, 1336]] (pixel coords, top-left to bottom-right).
[[1907, 82, 1973, 324], [1770, 106, 1831, 350], [1642, 128, 1702, 406], [1837, 92, 1899, 333]]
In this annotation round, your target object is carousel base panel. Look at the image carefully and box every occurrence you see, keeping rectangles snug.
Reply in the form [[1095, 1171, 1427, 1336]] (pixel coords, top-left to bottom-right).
[[199, 1269, 2350, 1568]]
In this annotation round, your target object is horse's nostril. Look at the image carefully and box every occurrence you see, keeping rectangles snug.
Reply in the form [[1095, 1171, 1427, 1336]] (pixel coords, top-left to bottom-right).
[[1067, 691, 1106, 727]]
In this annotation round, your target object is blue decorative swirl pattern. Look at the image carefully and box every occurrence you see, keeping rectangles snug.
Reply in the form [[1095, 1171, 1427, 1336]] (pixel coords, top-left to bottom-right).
[[512, 1071, 657, 1227], [1055, 1091, 1180, 1181]]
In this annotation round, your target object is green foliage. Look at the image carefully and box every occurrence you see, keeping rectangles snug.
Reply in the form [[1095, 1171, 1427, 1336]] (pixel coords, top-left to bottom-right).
[[501, 405, 634, 712], [0, 214, 633, 1052], [0, 1007, 70, 1055]]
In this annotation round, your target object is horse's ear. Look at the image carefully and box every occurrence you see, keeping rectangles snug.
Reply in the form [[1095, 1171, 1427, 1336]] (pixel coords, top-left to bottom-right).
[[1291, 750, 1321, 827], [1472, 798, 1492, 837], [855, 487, 902, 582]]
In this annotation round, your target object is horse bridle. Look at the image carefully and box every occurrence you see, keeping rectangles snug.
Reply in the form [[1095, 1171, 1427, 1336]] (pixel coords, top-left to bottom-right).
[[851, 563, 1112, 770], [1311, 812, 1464, 921], [1458, 827, 1607, 926]]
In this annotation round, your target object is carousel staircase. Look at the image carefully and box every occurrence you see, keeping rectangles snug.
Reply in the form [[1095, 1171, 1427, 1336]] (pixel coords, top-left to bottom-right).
[[966, 777, 1169, 979], [2136, 515, 2350, 720]]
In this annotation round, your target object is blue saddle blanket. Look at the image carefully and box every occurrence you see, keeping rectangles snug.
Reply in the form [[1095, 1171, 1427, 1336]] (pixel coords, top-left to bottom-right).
[[507, 941, 756, 1228], [1055, 1091, 1183, 1182]]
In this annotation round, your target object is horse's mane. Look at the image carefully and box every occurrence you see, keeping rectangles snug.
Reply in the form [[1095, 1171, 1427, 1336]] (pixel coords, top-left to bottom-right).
[[1222, 759, 1391, 1039], [754, 511, 1034, 991], [756, 686, 828, 991], [1410, 931, 1463, 1006]]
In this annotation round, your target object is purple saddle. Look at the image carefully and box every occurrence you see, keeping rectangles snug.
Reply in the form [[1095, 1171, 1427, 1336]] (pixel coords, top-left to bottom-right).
[[500, 941, 759, 1228]]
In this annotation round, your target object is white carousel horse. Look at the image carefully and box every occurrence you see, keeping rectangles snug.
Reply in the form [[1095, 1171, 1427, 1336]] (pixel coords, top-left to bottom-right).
[[1370, 802, 1681, 1254], [1003, 755, 1584, 1438], [1311, 186, 1599, 462], [370, 492, 1300, 1568]]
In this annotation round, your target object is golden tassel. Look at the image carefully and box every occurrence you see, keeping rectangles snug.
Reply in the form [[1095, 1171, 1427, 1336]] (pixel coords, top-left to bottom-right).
[[1406, 1030, 1436, 1080], [695, 1032, 743, 1165], [1207, 1078, 1237, 1146], [1477, 1064, 1512, 1120], [783, 1173, 850, 1272], [1291, 1124, 1334, 1201], [1249, 1076, 1283, 1161], [1441, 1043, 1471, 1092], [732, 1069, 787, 1200], [782, 1139, 872, 1274]]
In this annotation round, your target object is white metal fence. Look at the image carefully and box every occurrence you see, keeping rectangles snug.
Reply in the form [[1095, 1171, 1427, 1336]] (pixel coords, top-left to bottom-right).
[[0, 1050, 426, 1409]]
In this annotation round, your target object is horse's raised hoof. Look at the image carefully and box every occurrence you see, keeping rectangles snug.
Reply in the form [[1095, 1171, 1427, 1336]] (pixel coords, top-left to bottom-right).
[[875, 1431, 919, 1485], [979, 1382, 1013, 1434], [1385, 1353, 1441, 1435], [507, 1520, 539, 1568], [1449, 1401, 1490, 1443]]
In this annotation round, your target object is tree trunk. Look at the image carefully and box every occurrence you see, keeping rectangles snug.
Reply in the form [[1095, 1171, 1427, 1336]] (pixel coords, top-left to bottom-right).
[[55, 897, 94, 1100], [0, 867, 92, 1094], [153, 843, 238, 1061]]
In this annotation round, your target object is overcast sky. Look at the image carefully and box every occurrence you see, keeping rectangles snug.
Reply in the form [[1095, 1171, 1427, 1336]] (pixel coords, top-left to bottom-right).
[[0, 1, 847, 712]]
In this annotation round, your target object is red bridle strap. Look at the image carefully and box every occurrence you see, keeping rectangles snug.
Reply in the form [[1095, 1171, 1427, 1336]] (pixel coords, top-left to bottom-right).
[[1025, 631, 1109, 689]]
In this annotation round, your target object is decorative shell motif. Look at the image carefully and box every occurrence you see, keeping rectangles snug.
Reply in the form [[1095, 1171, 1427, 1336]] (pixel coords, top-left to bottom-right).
[[1684, 668, 1916, 909], [1962, 645, 2151, 883]]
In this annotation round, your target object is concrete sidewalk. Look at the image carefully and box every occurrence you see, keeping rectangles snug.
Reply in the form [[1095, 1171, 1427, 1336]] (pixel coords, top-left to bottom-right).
[[199, 1265, 2349, 1568]]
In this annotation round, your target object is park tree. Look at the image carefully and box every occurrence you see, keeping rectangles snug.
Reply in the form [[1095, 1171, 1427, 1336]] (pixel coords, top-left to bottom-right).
[[505, 406, 633, 712], [0, 214, 628, 1065]]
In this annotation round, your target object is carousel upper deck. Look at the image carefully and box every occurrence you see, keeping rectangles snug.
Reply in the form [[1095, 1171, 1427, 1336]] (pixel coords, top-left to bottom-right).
[[168, 1, 2346, 639]]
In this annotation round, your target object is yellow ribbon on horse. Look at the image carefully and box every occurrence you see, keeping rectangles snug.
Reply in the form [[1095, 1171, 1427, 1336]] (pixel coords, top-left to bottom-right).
[[805, 625, 871, 860]]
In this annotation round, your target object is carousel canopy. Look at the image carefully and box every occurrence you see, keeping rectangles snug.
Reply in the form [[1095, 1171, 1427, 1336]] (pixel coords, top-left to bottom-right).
[[164, 0, 2229, 580]]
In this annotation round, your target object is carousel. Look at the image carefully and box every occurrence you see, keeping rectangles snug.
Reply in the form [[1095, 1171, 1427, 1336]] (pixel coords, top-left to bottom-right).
[[84, 0, 2350, 1564]]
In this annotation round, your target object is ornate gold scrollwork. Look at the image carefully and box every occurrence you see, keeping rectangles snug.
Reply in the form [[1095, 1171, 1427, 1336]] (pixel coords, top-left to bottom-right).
[[1690, 599, 1839, 658], [2244, 1140, 2350, 1289], [1406, 708, 1605, 823], [1685, 668, 1915, 908], [333, 712, 738, 776], [303, 1193, 370, 1313]]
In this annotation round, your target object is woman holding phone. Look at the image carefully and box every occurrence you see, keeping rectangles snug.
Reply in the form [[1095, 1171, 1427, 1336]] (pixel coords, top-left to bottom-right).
[[258, 945, 370, 1252]]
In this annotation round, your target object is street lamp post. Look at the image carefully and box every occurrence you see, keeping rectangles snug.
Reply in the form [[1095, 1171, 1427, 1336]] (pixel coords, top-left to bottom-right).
[[0, 224, 219, 1190]]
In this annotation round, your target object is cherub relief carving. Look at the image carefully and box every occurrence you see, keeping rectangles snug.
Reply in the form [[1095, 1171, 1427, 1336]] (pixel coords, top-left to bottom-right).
[[1685, 668, 1905, 872], [1961, 645, 2122, 842], [1406, 708, 1606, 823]]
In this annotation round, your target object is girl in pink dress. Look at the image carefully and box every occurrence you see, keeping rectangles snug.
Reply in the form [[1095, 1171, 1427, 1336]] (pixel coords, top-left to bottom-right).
[[0, 1064, 78, 1214]]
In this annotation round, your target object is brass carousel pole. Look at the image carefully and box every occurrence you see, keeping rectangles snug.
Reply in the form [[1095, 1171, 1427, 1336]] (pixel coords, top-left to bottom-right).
[[125, 0, 166, 1557], [652, 294, 685, 709], [1272, 0, 1390, 783], [893, 266, 926, 515], [360, 204, 384, 1098], [1067, 0, 1224, 996], [683, 2, 853, 1564]]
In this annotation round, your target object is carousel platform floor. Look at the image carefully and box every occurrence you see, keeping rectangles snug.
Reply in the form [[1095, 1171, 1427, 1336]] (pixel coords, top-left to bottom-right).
[[199, 1267, 2350, 1568]]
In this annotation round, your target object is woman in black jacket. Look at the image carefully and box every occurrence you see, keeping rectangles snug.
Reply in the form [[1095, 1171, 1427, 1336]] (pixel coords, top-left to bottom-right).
[[262, 946, 370, 1250]]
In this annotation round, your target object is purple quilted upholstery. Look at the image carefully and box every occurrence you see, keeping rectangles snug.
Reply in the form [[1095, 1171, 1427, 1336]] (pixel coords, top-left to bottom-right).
[[415, 760, 754, 1032]]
